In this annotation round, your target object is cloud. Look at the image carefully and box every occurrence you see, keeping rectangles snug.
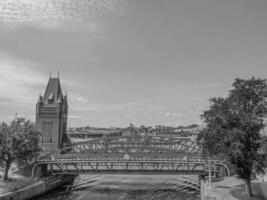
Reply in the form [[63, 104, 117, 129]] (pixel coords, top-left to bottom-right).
[[71, 100, 137, 112], [68, 94, 90, 104], [77, 97, 89, 104], [0, 0, 127, 32], [0, 53, 46, 104], [171, 112, 184, 117], [165, 112, 184, 117], [0, 1, 128, 83], [165, 112, 171, 117]]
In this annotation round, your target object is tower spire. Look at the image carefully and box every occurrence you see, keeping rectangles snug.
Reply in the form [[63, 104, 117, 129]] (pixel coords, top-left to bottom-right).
[[38, 93, 43, 103]]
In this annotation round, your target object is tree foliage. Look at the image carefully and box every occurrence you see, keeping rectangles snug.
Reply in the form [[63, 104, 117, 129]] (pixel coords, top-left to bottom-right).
[[0, 117, 40, 181], [198, 77, 267, 196]]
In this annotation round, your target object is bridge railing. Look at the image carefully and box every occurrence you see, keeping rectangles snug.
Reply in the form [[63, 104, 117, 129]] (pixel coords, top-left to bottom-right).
[[32, 157, 228, 178], [39, 152, 213, 161], [38, 134, 201, 161], [38, 156, 224, 167], [60, 134, 196, 151]]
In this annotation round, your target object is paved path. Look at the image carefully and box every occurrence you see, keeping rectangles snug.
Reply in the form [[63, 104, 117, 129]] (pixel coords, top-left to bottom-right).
[[208, 176, 267, 200], [211, 177, 242, 200]]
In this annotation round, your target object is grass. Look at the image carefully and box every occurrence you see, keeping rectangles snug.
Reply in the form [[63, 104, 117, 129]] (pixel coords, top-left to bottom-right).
[[230, 183, 266, 200], [0, 170, 36, 195], [212, 176, 267, 200]]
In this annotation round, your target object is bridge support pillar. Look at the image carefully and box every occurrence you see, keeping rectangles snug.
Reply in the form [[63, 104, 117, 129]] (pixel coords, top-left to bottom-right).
[[32, 164, 48, 178], [42, 165, 48, 177]]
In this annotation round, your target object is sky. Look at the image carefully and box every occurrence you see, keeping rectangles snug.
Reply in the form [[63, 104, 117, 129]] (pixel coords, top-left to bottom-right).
[[0, 0, 267, 127]]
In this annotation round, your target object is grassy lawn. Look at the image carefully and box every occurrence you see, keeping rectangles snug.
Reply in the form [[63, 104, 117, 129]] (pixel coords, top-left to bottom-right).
[[230, 182, 265, 200], [0, 170, 36, 195], [212, 177, 267, 200]]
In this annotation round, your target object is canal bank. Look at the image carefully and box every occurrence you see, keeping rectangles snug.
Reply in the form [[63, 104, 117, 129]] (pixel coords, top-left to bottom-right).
[[201, 176, 267, 200], [0, 175, 75, 200]]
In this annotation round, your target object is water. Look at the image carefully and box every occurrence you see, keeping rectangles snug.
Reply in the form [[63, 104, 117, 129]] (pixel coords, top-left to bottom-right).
[[35, 174, 199, 200]]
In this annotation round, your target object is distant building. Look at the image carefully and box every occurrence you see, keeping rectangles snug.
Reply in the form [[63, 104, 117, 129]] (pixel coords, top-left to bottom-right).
[[36, 76, 70, 152], [155, 125, 174, 135]]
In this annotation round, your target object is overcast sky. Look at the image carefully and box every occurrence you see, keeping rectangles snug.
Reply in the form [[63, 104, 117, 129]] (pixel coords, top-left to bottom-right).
[[0, 0, 267, 127]]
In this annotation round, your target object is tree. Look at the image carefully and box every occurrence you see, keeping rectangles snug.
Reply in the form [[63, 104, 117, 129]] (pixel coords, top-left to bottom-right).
[[0, 117, 39, 181], [198, 77, 267, 197], [197, 128, 227, 157]]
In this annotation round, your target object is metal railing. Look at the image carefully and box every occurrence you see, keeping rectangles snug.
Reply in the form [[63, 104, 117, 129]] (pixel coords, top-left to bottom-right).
[[200, 179, 221, 200]]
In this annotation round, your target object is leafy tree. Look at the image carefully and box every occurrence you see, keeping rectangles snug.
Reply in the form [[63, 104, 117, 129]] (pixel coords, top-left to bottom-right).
[[197, 128, 227, 157], [198, 77, 267, 197], [0, 117, 39, 181]]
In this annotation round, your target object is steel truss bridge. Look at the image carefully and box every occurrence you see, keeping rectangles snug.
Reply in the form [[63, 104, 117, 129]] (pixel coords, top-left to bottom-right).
[[32, 134, 230, 177]]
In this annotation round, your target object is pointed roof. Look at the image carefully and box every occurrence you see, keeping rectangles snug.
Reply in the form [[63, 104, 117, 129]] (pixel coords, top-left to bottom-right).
[[43, 78, 63, 105]]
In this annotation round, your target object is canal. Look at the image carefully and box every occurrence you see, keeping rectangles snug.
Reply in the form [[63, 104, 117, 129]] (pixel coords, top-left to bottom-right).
[[35, 174, 199, 200]]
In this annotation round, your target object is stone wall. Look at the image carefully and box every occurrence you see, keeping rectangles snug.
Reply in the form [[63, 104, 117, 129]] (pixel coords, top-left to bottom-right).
[[0, 175, 75, 200], [0, 181, 45, 200]]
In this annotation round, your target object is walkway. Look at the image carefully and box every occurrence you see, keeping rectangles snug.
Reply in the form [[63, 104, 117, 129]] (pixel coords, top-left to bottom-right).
[[208, 176, 267, 200]]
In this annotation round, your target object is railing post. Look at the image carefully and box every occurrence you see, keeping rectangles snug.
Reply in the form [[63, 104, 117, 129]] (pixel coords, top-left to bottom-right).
[[200, 176, 206, 200], [208, 159, 212, 188]]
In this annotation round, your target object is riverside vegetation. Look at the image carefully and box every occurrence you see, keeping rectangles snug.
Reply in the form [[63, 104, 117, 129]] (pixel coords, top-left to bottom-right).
[[198, 77, 267, 197], [0, 117, 39, 181]]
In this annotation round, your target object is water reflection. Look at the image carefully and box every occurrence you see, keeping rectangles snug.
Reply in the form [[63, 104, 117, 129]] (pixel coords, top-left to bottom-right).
[[35, 174, 199, 200]]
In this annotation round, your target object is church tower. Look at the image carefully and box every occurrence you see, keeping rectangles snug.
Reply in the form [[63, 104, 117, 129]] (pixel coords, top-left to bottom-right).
[[36, 76, 69, 152]]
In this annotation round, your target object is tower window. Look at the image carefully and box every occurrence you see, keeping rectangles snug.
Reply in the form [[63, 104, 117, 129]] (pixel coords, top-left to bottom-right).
[[48, 93, 54, 104], [42, 122, 53, 143], [49, 122, 53, 143]]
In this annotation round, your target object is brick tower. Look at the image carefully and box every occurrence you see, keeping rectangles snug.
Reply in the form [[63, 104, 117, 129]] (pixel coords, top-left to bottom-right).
[[36, 76, 69, 152]]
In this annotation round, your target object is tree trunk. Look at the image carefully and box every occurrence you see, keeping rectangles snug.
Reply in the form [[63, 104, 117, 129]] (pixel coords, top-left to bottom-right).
[[245, 178, 253, 197], [3, 162, 11, 181]]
